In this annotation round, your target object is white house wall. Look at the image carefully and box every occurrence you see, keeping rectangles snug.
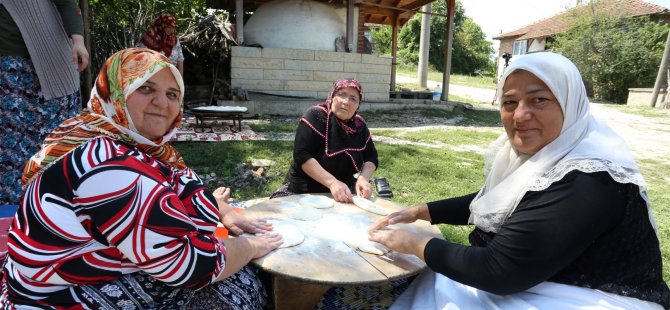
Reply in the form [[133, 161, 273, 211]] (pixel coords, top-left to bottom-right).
[[528, 38, 546, 53], [244, 0, 354, 51]]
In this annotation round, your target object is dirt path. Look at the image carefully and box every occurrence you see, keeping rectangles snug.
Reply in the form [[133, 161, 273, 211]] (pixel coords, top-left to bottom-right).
[[395, 74, 670, 161], [590, 104, 670, 161]]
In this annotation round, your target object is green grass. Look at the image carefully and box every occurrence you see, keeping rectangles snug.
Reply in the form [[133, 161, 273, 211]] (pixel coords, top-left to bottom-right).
[[373, 128, 501, 147], [637, 158, 670, 284], [396, 66, 496, 89], [173, 140, 294, 200], [364, 107, 502, 127], [248, 122, 297, 133], [172, 107, 670, 285]]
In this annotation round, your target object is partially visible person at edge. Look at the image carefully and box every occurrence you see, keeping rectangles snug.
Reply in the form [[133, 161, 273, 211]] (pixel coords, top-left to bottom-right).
[[0, 48, 283, 309], [0, 0, 88, 206], [369, 52, 670, 309], [138, 12, 184, 76], [270, 78, 378, 203]]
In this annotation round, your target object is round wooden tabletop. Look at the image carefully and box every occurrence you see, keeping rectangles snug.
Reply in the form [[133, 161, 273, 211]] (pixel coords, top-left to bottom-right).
[[241, 194, 443, 286]]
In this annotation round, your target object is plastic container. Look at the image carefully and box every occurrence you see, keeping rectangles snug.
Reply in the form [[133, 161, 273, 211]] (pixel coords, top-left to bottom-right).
[[432, 84, 442, 101]]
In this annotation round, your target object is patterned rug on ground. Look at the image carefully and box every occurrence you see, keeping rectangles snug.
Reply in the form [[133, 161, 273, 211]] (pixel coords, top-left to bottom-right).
[[171, 117, 262, 142]]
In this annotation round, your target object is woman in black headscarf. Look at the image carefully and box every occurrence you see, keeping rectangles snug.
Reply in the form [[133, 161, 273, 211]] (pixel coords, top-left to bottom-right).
[[271, 78, 378, 203]]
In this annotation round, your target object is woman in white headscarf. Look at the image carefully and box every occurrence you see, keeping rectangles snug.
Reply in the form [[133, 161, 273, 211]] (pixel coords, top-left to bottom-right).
[[368, 52, 669, 309]]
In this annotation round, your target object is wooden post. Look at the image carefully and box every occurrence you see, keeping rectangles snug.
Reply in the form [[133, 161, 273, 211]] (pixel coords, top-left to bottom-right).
[[236, 0, 244, 44], [390, 13, 399, 92], [347, 0, 355, 52], [79, 0, 92, 106], [440, 0, 456, 101], [651, 28, 670, 107], [418, 4, 431, 88]]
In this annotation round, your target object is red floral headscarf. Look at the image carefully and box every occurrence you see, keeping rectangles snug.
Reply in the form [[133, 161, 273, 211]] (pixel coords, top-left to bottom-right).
[[300, 78, 371, 157], [22, 48, 186, 187], [140, 13, 178, 57]]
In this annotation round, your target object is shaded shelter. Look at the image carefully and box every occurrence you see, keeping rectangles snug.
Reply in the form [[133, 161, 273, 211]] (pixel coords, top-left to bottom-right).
[[78, 0, 457, 104]]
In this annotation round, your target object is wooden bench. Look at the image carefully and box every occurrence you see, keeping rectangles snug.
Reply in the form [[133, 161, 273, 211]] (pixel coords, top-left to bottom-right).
[[189, 106, 248, 132]]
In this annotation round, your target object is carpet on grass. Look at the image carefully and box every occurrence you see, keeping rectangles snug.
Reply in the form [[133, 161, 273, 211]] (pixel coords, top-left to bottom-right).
[[171, 116, 262, 142]]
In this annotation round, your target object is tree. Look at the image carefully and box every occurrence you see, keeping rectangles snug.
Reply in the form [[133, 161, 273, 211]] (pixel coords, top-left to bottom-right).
[[88, 0, 209, 73], [371, 0, 493, 75], [370, 25, 392, 55], [551, 8, 669, 103]]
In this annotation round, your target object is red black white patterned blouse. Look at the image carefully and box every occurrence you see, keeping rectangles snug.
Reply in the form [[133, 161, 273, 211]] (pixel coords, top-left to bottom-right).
[[2, 137, 227, 307]]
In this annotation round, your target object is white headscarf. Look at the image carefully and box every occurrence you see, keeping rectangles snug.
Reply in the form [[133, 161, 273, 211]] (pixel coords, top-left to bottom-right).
[[469, 52, 653, 233]]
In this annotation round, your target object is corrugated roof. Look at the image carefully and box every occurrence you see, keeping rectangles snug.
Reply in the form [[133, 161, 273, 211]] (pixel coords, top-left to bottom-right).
[[493, 0, 670, 40]]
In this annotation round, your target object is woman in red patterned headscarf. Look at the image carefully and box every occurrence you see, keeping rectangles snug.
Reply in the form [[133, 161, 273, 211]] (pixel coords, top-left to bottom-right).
[[2, 48, 282, 309], [138, 12, 184, 75]]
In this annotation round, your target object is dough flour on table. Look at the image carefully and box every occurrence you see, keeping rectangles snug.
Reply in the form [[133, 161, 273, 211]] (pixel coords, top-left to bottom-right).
[[299, 195, 335, 209], [285, 206, 322, 221]]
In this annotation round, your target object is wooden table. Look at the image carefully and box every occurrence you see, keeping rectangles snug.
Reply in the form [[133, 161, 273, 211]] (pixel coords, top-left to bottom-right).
[[189, 106, 247, 131], [242, 194, 442, 309]]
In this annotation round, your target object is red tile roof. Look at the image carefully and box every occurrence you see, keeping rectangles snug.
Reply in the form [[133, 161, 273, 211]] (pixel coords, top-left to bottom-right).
[[493, 0, 670, 40]]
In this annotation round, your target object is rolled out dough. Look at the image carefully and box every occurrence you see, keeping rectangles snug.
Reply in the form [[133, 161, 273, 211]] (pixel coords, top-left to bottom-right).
[[299, 195, 334, 209], [269, 219, 305, 248], [358, 240, 389, 255], [286, 206, 322, 221], [352, 196, 391, 216], [345, 236, 390, 256]]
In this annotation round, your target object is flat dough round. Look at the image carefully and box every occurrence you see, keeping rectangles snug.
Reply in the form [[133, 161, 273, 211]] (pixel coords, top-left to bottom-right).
[[299, 195, 334, 209], [275, 201, 301, 209], [285, 206, 322, 221], [269, 219, 305, 248], [358, 240, 389, 255], [352, 196, 391, 216]]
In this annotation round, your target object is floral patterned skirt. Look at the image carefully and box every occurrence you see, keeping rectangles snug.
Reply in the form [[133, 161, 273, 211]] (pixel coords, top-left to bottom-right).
[[2, 266, 270, 309], [315, 278, 412, 310], [0, 55, 80, 205]]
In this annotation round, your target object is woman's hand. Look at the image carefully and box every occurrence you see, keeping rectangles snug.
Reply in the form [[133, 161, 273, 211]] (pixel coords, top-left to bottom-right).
[[355, 177, 372, 198], [213, 187, 233, 204], [217, 232, 282, 280], [368, 203, 428, 233], [70, 34, 89, 72], [368, 229, 433, 260], [329, 180, 353, 203], [248, 232, 283, 259], [222, 211, 273, 236]]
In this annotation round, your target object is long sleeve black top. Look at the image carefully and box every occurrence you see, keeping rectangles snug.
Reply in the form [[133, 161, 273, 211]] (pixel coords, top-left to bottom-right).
[[285, 119, 378, 194], [423, 170, 669, 308]]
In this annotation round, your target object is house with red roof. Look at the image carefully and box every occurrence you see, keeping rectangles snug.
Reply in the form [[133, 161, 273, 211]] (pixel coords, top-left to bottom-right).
[[492, 0, 670, 79]]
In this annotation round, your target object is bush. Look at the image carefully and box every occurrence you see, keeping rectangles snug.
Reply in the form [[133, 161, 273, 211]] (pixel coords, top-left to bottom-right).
[[551, 12, 669, 103]]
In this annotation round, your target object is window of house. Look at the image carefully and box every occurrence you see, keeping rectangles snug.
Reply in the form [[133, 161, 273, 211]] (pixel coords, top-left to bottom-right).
[[512, 40, 527, 55]]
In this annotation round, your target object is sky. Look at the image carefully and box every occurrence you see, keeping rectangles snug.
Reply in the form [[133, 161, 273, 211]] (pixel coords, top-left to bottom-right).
[[461, 0, 670, 53]]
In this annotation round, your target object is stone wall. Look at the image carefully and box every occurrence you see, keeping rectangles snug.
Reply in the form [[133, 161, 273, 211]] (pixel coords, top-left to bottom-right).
[[231, 46, 392, 102], [627, 88, 668, 106]]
